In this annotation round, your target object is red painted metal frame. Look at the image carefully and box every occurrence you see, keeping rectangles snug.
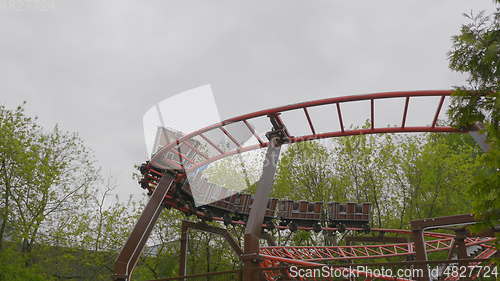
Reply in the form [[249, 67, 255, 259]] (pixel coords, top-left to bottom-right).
[[150, 90, 458, 172], [259, 255, 415, 281], [259, 237, 496, 262]]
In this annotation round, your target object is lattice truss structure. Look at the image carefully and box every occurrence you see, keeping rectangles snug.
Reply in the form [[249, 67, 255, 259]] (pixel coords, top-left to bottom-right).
[[260, 236, 495, 262], [258, 233, 497, 281]]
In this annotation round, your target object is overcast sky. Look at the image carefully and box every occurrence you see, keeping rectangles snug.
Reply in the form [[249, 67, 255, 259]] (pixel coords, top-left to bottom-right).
[[0, 0, 496, 201]]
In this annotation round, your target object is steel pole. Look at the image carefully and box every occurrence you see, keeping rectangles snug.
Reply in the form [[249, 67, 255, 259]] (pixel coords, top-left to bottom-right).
[[411, 230, 431, 281], [242, 138, 281, 281], [179, 222, 189, 279], [455, 229, 470, 280], [113, 173, 175, 281]]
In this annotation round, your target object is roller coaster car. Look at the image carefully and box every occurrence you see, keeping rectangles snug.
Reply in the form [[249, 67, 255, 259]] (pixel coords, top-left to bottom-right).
[[137, 163, 372, 231], [266, 198, 279, 218], [229, 194, 277, 221], [277, 200, 323, 227], [327, 202, 370, 228], [211, 193, 237, 213]]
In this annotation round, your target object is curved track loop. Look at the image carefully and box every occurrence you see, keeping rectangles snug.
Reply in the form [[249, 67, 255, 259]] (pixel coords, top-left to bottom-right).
[[150, 90, 458, 171]]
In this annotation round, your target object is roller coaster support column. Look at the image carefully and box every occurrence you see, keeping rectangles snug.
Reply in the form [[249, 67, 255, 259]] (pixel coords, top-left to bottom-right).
[[411, 214, 477, 281], [243, 120, 286, 281], [454, 229, 469, 266], [410, 229, 430, 281], [179, 222, 189, 279], [113, 172, 176, 281]]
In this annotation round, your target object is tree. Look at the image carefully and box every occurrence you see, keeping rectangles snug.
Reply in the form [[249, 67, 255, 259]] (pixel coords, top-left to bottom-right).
[[38, 182, 144, 281], [447, 3, 500, 231], [448, 8, 499, 131], [273, 141, 337, 202], [0, 103, 98, 263], [400, 134, 479, 224], [332, 132, 393, 228]]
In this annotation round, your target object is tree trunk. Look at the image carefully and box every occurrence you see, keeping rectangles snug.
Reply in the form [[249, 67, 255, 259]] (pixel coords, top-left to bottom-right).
[[0, 161, 11, 250], [206, 234, 211, 281], [0, 185, 9, 249]]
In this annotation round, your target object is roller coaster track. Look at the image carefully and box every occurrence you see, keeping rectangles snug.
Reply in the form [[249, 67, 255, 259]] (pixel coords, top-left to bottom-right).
[[164, 195, 496, 281], [149, 90, 458, 172], [150, 89, 494, 279], [258, 242, 497, 281], [163, 192, 496, 261], [115, 90, 497, 281], [259, 237, 496, 262]]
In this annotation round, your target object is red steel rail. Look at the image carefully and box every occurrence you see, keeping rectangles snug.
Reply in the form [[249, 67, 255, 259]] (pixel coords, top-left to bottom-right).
[[149, 90, 458, 172], [259, 237, 496, 262], [259, 255, 414, 281]]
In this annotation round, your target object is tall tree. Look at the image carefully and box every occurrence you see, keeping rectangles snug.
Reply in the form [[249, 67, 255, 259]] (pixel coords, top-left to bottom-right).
[[0, 103, 98, 255], [448, 2, 499, 230], [273, 141, 338, 202]]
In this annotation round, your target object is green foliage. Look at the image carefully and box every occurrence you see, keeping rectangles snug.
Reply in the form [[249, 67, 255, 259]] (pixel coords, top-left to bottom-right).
[[133, 207, 185, 280], [0, 103, 98, 254], [273, 141, 336, 202], [271, 129, 480, 231], [0, 246, 53, 281], [333, 132, 394, 228], [447, 8, 499, 138], [405, 134, 479, 220], [449, 9, 499, 94], [0, 103, 118, 280], [447, 4, 500, 232]]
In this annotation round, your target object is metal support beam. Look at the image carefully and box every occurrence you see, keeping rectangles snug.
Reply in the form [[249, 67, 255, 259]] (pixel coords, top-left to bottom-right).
[[243, 137, 282, 281], [410, 214, 477, 281], [411, 229, 430, 281], [411, 214, 476, 230], [113, 173, 176, 281], [455, 229, 470, 278], [179, 220, 243, 278], [179, 223, 189, 279]]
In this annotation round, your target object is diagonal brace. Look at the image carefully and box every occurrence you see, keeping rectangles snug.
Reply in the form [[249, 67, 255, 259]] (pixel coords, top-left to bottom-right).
[[113, 173, 176, 281]]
